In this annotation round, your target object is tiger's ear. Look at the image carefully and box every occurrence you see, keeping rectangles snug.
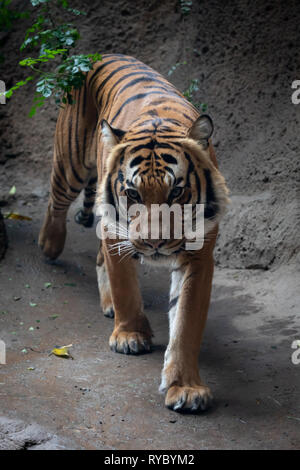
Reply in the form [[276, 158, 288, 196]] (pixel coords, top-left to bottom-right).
[[188, 115, 214, 145], [101, 119, 125, 148]]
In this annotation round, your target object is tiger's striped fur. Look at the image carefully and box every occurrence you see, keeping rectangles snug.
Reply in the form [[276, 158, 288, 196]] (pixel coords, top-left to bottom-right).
[[39, 54, 229, 412]]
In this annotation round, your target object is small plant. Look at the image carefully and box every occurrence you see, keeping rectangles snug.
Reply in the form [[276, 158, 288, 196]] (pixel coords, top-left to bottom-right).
[[183, 78, 199, 102], [1, 0, 102, 116], [179, 0, 193, 16], [167, 62, 207, 112], [167, 61, 187, 76], [183, 78, 207, 111]]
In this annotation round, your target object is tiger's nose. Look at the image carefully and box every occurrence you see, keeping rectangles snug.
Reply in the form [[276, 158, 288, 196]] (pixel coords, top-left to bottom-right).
[[144, 240, 166, 250]]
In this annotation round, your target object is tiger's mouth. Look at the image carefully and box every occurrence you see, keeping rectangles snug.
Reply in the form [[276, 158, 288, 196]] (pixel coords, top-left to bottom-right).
[[133, 251, 176, 266], [134, 244, 184, 261], [150, 252, 168, 261], [134, 251, 169, 260]]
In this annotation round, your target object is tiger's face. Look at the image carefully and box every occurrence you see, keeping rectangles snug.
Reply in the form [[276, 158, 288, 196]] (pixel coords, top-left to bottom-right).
[[99, 116, 229, 263]]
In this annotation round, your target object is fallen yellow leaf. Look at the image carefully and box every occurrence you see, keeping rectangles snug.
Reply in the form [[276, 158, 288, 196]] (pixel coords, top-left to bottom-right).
[[50, 344, 73, 359], [4, 212, 32, 221]]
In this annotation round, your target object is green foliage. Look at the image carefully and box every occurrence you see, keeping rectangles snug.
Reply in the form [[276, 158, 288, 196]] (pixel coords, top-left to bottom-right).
[[5, 76, 34, 98], [179, 0, 193, 15], [167, 61, 187, 77], [29, 52, 101, 105], [168, 62, 207, 112], [183, 79, 207, 112], [183, 78, 199, 102], [21, 24, 81, 52], [19, 48, 68, 66], [2, 0, 102, 116]]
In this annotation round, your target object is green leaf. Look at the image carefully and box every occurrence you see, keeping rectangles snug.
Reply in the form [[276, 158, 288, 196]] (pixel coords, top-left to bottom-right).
[[31, 0, 49, 6], [4, 76, 33, 99], [9, 185, 16, 195], [29, 93, 46, 117], [7, 0, 102, 115]]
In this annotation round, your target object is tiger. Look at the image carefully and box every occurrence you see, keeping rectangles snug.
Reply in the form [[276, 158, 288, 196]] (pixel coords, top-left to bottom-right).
[[39, 53, 229, 412]]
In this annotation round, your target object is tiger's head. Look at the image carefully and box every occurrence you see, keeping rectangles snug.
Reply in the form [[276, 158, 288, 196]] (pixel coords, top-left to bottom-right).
[[98, 115, 229, 264]]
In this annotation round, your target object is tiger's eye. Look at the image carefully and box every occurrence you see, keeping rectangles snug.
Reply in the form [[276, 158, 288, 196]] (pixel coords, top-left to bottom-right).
[[125, 188, 140, 201], [171, 187, 184, 199]]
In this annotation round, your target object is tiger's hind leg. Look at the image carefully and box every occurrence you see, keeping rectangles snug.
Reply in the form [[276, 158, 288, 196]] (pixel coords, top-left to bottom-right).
[[39, 85, 98, 260], [96, 242, 114, 318], [39, 197, 68, 261], [74, 173, 97, 228], [39, 154, 93, 260]]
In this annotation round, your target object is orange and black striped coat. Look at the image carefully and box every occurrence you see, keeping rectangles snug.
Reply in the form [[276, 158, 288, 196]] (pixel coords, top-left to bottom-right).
[[39, 53, 229, 413]]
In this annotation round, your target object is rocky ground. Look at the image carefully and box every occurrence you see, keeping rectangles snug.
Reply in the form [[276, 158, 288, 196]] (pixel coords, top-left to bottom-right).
[[0, 0, 299, 450]]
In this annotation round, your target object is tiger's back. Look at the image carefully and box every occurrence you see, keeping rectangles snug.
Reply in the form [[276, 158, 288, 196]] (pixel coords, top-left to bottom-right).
[[56, 53, 212, 182]]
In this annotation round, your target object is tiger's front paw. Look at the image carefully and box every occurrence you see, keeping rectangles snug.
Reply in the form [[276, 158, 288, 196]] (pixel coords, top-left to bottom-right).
[[165, 385, 213, 412], [109, 330, 152, 355]]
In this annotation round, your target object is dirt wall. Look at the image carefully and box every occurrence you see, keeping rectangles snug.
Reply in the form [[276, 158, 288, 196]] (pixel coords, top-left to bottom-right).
[[0, 0, 299, 269]]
